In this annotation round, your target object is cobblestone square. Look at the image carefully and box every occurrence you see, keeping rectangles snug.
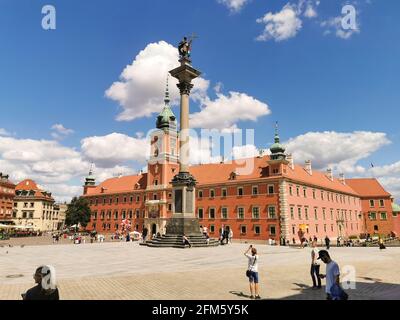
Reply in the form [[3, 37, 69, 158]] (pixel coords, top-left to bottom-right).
[[1, 240, 399, 300]]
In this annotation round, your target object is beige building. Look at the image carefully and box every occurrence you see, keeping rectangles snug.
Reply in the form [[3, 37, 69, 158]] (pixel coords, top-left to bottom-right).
[[13, 179, 64, 232]]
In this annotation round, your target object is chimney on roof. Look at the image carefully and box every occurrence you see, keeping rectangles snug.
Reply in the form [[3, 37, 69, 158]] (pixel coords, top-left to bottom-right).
[[286, 154, 294, 170], [304, 160, 312, 175], [326, 168, 333, 181], [339, 173, 346, 185]]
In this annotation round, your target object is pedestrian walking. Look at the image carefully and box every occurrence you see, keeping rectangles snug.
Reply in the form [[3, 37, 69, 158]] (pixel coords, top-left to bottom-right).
[[183, 234, 192, 248], [142, 227, 148, 243], [228, 229, 233, 244], [318, 250, 348, 300], [378, 238, 386, 250], [202, 226, 208, 237], [310, 241, 321, 289], [22, 265, 59, 300], [325, 236, 330, 250], [224, 227, 229, 245], [244, 245, 260, 299]]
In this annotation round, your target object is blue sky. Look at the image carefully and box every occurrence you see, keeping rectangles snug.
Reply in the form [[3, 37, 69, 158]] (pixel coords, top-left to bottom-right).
[[0, 0, 399, 201]]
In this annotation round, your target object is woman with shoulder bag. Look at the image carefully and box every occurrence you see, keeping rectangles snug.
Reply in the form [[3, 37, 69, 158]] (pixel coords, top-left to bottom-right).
[[244, 245, 261, 299]]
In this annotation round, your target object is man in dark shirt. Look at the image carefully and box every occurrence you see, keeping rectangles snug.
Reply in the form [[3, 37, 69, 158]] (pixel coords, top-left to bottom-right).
[[23, 266, 59, 300]]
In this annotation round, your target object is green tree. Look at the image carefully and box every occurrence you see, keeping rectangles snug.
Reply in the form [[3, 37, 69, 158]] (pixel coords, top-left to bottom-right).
[[65, 197, 91, 230]]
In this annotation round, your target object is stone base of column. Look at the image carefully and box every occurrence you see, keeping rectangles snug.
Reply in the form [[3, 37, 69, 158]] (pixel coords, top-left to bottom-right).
[[166, 217, 202, 236]]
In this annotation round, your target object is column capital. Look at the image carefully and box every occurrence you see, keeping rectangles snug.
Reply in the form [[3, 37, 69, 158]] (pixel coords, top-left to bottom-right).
[[177, 82, 194, 95]]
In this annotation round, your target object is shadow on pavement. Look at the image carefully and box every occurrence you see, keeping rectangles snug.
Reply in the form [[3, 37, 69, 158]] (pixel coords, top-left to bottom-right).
[[278, 281, 400, 300]]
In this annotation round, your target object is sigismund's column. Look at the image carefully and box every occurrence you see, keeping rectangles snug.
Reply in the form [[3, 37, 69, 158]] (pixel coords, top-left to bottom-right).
[[166, 37, 202, 235]]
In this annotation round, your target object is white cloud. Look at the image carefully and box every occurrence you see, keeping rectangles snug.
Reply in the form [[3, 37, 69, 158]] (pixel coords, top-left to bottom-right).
[[375, 176, 400, 202], [0, 135, 142, 202], [256, 3, 303, 42], [232, 144, 259, 159], [105, 41, 209, 121], [189, 135, 222, 165], [304, 3, 318, 18], [285, 131, 391, 174], [0, 128, 11, 136], [81, 133, 149, 168], [217, 0, 251, 13], [321, 16, 360, 39], [190, 91, 271, 129], [51, 124, 74, 140]]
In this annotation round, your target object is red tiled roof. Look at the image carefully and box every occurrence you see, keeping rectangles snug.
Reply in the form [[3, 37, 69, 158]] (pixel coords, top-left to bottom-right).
[[284, 165, 359, 195], [86, 174, 148, 195], [15, 179, 54, 200], [15, 179, 39, 191], [189, 156, 271, 185], [346, 178, 391, 197], [86, 155, 378, 196]]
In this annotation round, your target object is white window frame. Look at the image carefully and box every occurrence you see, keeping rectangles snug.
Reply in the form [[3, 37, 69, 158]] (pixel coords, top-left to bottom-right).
[[252, 206, 260, 219], [221, 207, 228, 219]]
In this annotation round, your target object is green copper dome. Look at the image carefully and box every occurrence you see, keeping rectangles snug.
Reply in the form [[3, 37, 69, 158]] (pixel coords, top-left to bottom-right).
[[156, 77, 176, 129], [269, 122, 286, 160]]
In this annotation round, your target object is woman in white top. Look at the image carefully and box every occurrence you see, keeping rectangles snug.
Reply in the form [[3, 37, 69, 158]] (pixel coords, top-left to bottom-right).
[[310, 241, 321, 289], [244, 245, 261, 299]]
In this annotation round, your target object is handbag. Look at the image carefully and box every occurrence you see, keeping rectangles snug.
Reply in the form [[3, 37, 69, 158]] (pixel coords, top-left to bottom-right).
[[246, 256, 257, 277]]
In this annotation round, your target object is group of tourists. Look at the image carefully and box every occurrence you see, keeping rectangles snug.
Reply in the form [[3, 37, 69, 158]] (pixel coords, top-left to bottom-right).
[[244, 242, 348, 300]]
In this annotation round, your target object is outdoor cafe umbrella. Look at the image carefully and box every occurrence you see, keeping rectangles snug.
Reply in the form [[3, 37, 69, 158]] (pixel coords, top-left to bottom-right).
[[0, 224, 14, 229]]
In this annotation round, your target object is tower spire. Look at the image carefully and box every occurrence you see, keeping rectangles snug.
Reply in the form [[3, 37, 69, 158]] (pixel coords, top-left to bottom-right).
[[164, 74, 170, 104], [156, 74, 176, 130], [274, 121, 280, 143], [270, 121, 286, 160]]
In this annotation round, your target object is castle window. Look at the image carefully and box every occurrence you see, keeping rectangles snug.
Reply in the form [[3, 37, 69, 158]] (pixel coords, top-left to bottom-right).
[[268, 185, 274, 194], [210, 189, 215, 198], [168, 203, 172, 211], [254, 225, 261, 235], [380, 212, 387, 220], [237, 187, 243, 196], [241, 225, 247, 234], [154, 180, 158, 186], [369, 212, 377, 220], [221, 207, 228, 219], [222, 188, 227, 197], [379, 199, 385, 207], [269, 225, 276, 236], [268, 206, 276, 219], [198, 208, 203, 219], [237, 207, 245, 219], [252, 206, 260, 219], [198, 190, 203, 198], [209, 208, 216, 219], [252, 186, 258, 195], [369, 200, 375, 207]]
